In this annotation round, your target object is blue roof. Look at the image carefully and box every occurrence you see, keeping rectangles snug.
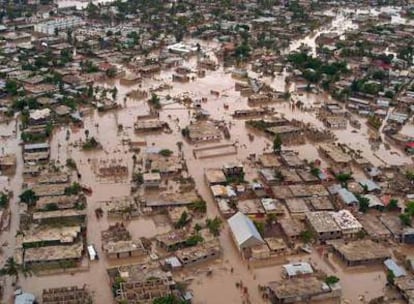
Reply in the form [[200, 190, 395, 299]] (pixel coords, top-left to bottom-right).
[[359, 179, 381, 192], [384, 259, 406, 278], [337, 188, 358, 205], [228, 212, 264, 249]]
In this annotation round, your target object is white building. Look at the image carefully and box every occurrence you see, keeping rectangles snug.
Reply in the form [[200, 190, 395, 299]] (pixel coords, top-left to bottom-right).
[[34, 17, 85, 35], [228, 212, 265, 253]]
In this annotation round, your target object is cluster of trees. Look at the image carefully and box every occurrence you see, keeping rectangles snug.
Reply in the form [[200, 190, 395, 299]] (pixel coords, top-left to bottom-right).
[[64, 182, 82, 195], [399, 201, 414, 227], [206, 217, 222, 236], [0, 192, 9, 208], [82, 137, 100, 150], [81, 60, 100, 73], [288, 51, 348, 86], [19, 189, 38, 207], [287, 0, 309, 21], [188, 200, 207, 214], [351, 78, 384, 96]]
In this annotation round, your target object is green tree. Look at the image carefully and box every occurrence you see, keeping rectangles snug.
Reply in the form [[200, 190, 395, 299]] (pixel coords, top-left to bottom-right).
[[185, 234, 203, 247], [325, 276, 340, 286], [194, 223, 202, 232], [111, 87, 118, 100], [357, 195, 370, 213], [189, 200, 207, 214], [0, 257, 20, 280], [386, 199, 399, 211], [149, 93, 161, 109], [273, 134, 282, 154], [300, 230, 314, 244], [206, 217, 222, 236], [19, 189, 38, 206], [0, 192, 9, 208], [406, 201, 414, 217], [336, 172, 352, 188], [106, 67, 117, 78], [133, 172, 143, 185], [254, 221, 265, 236], [64, 182, 82, 195], [159, 149, 173, 157], [5, 79, 20, 96], [386, 269, 395, 284], [235, 42, 251, 60], [175, 211, 190, 229], [399, 213, 411, 227]]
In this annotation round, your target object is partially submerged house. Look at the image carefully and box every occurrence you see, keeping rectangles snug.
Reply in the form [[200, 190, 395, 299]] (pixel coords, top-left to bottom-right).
[[228, 212, 265, 257]]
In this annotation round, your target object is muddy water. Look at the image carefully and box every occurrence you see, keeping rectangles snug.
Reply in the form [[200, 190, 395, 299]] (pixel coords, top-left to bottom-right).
[[0, 119, 24, 299], [1, 7, 412, 304]]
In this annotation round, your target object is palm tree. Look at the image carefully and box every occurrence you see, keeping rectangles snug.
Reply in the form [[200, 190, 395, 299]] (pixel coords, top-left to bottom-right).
[[0, 257, 20, 280]]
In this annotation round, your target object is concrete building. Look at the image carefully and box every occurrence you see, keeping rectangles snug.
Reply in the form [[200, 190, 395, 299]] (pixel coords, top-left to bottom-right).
[[331, 210, 363, 239], [306, 212, 341, 241], [204, 168, 227, 185], [175, 239, 221, 267], [268, 276, 341, 304], [23, 242, 83, 267], [186, 121, 221, 143], [285, 198, 309, 219], [282, 262, 313, 278], [331, 239, 390, 266], [143, 172, 161, 187], [34, 17, 85, 35], [42, 286, 93, 304], [278, 218, 304, 246]]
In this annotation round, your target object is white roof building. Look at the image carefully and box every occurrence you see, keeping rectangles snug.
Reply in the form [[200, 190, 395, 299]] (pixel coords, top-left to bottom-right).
[[29, 108, 51, 121], [228, 212, 264, 250], [283, 262, 314, 277]]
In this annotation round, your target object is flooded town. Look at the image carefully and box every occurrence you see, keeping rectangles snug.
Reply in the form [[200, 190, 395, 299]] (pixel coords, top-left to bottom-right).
[[0, 0, 413, 303]]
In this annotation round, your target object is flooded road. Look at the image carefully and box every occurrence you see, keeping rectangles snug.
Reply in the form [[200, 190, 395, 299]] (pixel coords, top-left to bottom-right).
[[1, 5, 412, 304]]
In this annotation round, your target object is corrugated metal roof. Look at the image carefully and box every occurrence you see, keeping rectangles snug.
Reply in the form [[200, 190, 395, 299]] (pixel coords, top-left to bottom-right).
[[384, 259, 406, 278], [359, 179, 381, 192], [337, 188, 358, 205], [14, 293, 35, 304], [228, 212, 264, 249]]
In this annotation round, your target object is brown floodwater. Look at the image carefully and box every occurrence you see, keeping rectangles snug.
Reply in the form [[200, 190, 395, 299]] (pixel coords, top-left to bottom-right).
[[1, 7, 412, 304]]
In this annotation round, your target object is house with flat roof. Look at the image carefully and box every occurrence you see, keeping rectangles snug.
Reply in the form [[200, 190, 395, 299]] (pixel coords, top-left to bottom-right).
[[278, 218, 304, 246], [282, 262, 313, 278], [204, 168, 227, 185], [306, 212, 341, 241], [23, 242, 83, 267], [143, 172, 161, 187], [268, 276, 341, 304], [285, 198, 309, 219], [186, 121, 221, 143], [331, 239, 390, 266], [359, 214, 391, 241], [331, 210, 362, 239], [175, 239, 221, 268]]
